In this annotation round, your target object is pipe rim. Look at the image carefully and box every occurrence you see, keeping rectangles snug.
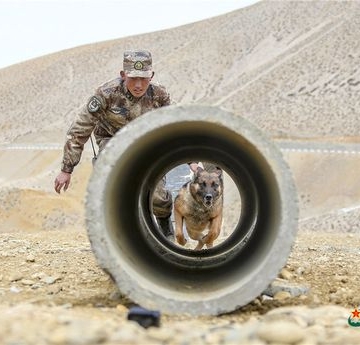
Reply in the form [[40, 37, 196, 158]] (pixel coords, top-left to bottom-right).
[[86, 105, 298, 315]]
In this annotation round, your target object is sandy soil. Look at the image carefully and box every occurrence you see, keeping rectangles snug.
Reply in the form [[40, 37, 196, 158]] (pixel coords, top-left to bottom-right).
[[1, 230, 359, 313], [0, 229, 359, 344]]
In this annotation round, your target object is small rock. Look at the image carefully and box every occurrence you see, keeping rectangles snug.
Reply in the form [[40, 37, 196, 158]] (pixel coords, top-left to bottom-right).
[[10, 285, 22, 293], [32, 272, 46, 280], [41, 276, 61, 285], [253, 298, 262, 306], [47, 285, 62, 295], [31, 283, 42, 289], [116, 304, 129, 313], [298, 294, 308, 301], [279, 268, 293, 280], [274, 290, 292, 300], [257, 321, 305, 344], [261, 294, 273, 302], [109, 290, 122, 300], [148, 327, 174, 342], [263, 279, 310, 297], [335, 275, 348, 283], [9, 273, 24, 282], [60, 303, 73, 309], [26, 254, 35, 262], [21, 279, 35, 286]]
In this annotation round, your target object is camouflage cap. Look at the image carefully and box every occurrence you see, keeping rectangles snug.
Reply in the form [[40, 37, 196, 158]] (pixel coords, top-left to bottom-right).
[[123, 50, 153, 78]]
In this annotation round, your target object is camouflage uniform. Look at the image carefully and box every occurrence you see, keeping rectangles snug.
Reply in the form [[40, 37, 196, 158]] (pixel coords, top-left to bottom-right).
[[60, 50, 173, 222], [61, 77, 170, 172]]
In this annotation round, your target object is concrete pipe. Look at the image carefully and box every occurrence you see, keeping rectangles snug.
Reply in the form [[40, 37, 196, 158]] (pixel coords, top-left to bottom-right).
[[85, 105, 298, 316]]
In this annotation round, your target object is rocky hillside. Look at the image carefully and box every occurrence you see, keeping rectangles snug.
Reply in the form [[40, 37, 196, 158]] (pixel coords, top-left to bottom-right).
[[0, 0, 359, 143]]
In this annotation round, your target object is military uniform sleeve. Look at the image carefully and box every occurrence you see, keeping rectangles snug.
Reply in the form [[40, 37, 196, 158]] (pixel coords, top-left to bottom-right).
[[161, 86, 171, 107], [152, 83, 171, 107], [61, 94, 105, 173]]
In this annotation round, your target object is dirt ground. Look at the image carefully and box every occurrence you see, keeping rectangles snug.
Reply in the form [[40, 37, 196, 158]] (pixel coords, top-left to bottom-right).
[[0, 228, 358, 344]]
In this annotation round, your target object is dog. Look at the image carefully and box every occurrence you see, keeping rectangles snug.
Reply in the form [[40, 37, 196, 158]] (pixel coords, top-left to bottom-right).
[[174, 166, 223, 250]]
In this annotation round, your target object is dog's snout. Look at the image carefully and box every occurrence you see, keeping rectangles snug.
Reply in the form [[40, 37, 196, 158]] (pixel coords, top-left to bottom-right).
[[205, 194, 213, 201]]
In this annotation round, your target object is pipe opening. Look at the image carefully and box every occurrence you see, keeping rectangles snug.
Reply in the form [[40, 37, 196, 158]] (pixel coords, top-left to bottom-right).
[[86, 105, 298, 314], [103, 122, 281, 277]]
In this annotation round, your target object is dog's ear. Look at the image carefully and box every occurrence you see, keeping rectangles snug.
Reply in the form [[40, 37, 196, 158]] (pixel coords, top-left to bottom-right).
[[192, 166, 204, 181], [215, 167, 222, 177]]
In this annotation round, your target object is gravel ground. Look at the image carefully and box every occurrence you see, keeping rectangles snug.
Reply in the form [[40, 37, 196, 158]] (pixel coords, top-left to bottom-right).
[[0, 229, 359, 345]]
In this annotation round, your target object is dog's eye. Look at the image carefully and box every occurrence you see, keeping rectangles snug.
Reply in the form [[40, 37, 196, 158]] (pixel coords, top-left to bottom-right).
[[212, 182, 219, 188], [202, 182, 207, 187]]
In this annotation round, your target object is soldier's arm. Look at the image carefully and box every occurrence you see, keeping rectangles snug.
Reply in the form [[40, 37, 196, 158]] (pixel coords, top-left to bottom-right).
[[155, 84, 171, 107], [61, 95, 104, 173], [162, 89, 171, 106], [188, 162, 199, 172]]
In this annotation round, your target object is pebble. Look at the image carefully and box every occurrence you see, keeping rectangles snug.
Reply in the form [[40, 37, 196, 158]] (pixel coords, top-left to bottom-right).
[[47, 285, 62, 295], [263, 279, 310, 297], [0, 302, 356, 345], [41, 276, 61, 285], [9, 286, 22, 293], [279, 268, 293, 280], [9, 273, 23, 282], [147, 327, 174, 342], [274, 290, 292, 300], [115, 304, 129, 313], [21, 279, 35, 286], [32, 271, 46, 280], [26, 254, 36, 262], [256, 320, 305, 344]]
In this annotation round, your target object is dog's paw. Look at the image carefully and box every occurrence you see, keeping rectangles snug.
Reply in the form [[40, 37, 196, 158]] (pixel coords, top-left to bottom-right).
[[195, 242, 205, 250], [176, 234, 187, 246], [200, 235, 214, 249]]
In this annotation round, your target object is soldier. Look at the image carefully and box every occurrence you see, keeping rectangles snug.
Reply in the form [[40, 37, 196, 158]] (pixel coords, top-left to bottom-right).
[[54, 49, 174, 238]]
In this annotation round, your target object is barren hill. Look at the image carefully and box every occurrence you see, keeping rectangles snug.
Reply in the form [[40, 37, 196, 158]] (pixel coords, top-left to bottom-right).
[[0, 0, 359, 143]]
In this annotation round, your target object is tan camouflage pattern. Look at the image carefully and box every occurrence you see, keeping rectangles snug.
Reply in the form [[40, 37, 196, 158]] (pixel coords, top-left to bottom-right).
[[123, 50, 153, 78], [152, 176, 173, 218], [61, 77, 170, 173], [61, 76, 172, 218]]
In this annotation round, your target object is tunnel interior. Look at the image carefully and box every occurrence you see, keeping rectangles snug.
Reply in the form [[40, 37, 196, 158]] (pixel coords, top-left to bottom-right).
[[101, 121, 283, 293]]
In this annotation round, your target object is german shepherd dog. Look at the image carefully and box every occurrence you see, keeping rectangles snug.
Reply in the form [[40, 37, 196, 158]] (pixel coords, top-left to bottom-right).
[[174, 166, 223, 250]]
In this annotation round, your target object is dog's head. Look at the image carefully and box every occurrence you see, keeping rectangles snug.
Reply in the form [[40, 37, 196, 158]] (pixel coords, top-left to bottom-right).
[[190, 167, 223, 208]]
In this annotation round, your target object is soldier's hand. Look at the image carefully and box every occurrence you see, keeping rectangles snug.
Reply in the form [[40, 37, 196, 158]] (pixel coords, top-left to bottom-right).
[[189, 162, 198, 173], [54, 172, 72, 194]]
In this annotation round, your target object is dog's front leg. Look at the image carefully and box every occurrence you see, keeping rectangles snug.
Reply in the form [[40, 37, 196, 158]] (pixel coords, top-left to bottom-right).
[[194, 240, 205, 250], [203, 215, 222, 248], [174, 208, 187, 246]]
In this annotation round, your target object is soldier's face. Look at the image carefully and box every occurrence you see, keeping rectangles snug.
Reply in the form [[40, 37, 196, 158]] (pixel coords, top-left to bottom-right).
[[123, 73, 152, 98]]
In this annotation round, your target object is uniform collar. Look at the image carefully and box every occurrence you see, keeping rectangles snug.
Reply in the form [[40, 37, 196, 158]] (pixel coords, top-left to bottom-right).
[[120, 80, 135, 101], [125, 89, 135, 101]]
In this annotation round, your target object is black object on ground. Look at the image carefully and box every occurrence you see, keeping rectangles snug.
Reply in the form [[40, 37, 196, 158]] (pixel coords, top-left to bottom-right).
[[127, 306, 161, 328]]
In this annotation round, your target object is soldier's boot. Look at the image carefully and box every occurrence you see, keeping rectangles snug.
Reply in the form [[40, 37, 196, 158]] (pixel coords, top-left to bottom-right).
[[156, 216, 174, 241]]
